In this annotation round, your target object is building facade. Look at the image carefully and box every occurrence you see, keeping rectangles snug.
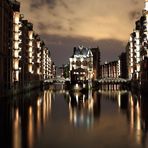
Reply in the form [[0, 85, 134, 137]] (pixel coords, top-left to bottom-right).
[[90, 47, 101, 79], [69, 46, 93, 83], [0, 0, 54, 95], [127, 0, 148, 83], [101, 61, 119, 78]]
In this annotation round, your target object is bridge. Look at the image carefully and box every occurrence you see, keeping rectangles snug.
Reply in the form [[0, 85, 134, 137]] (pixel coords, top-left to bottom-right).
[[98, 77, 128, 84], [44, 77, 128, 85], [44, 77, 70, 84]]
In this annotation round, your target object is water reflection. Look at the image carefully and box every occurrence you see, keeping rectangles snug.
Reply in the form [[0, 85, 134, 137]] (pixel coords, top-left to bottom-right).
[[65, 90, 101, 128], [127, 93, 148, 147], [0, 87, 148, 148], [0, 90, 52, 148]]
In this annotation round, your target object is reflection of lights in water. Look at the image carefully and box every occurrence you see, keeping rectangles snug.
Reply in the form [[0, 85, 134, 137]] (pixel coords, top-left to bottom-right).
[[130, 95, 134, 107], [69, 103, 73, 122], [118, 91, 121, 108], [129, 94, 142, 145], [37, 97, 41, 136], [29, 106, 32, 116], [88, 99, 94, 111], [88, 89, 92, 100], [73, 109, 77, 124], [37, 98, 42, 107], [13, 108, 21, 148], [129, 94, 134, 138], [68, 90, 94, 128], [76, 93, 79, 104], [28, 106, 33, 148], [75, 84, 79, 90], [136, 100, 142, 144], [43, 91, 46, 124], [83, 95, 85, 103], [36, 90, 52, 138]]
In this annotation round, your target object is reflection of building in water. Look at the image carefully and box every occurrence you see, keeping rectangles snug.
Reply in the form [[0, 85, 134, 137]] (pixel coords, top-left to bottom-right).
[[68, 90, 100, 128], [99, 90, 128, 108], [117, 91, 129, 110], [13, 108, 22, 148], [100, 84, 121, 91], [128, 93, 142, 145], [126, 93, 148, 147], [141, 96, 148, 147], [1, 90, 53, 148]]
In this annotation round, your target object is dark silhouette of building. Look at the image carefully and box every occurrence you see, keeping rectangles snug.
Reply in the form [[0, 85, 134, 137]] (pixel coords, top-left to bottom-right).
[[119, 52, 128, 79], [0, 0, 13, 92], [90, 47, 101, 79]]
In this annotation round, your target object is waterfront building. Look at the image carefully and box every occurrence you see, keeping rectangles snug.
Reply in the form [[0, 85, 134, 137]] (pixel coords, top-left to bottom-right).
[[101, 61, 119, 78], [127, 0, 148, 83], [0, 0, 55, 96], [90, 47, 101, 79], [0, 0, 13, 91], [69, 46, 93, 83], [41, 46, 52, 81], [51, 62, 56, 78], [118, 52, 128, 79], [12, 1, 22, 85]]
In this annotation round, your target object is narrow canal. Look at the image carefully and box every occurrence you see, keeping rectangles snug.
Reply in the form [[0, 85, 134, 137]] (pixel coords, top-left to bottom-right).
[[0, 86, 148, 148]]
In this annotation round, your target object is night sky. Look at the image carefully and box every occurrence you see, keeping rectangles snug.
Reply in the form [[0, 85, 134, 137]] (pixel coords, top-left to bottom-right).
[[19, 0, 144, 66]]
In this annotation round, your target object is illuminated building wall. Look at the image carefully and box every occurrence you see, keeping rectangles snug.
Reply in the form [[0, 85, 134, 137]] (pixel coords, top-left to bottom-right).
[[51, 62, 56, 78], [69, 46, 93, 82], [28, 27, 34, 74], [20, 20, 29, 85], [127, 0, 148, 81], [36, 38, 42, 76], [118, 52, 128, 79], [101, 61, 119, 78], [0, 0, 55, 94], [32, 34, 42, 80], [90, 47, 101, 79], [41, 47, 52, 81], [12, 1, 22, 83], [20, 21, 43, 85]]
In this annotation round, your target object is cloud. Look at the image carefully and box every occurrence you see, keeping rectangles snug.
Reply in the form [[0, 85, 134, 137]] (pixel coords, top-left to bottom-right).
[[19, 0, 144, 41], [129, 10, 141, 20], [19, 0, 144, 65]]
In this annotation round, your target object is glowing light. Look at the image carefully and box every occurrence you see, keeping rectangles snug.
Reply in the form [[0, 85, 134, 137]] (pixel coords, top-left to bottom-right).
[[13, 50, 19, 58], [14, 42, 19, 49], [28, 64, 32, 73], [13, 12, 20, 24], [29, 41, 33, 47], [13, 59, 19, 70], [118, 92, 121, 108], [144, 1, 148, 11], [28, 31, 33, 40]]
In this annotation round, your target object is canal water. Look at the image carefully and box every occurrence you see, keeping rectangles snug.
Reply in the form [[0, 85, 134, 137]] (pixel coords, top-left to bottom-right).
[[0, 86, 148, 148]]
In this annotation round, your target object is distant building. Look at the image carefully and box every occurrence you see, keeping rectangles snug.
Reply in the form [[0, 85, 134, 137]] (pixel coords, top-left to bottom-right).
[[40, 46, 52, 80], [90, 47, 101, 79], [101, 61, 119, 78], [69, 46, 93, 83], [118, 52, 128, 79], [51, 62, 56, 78]]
